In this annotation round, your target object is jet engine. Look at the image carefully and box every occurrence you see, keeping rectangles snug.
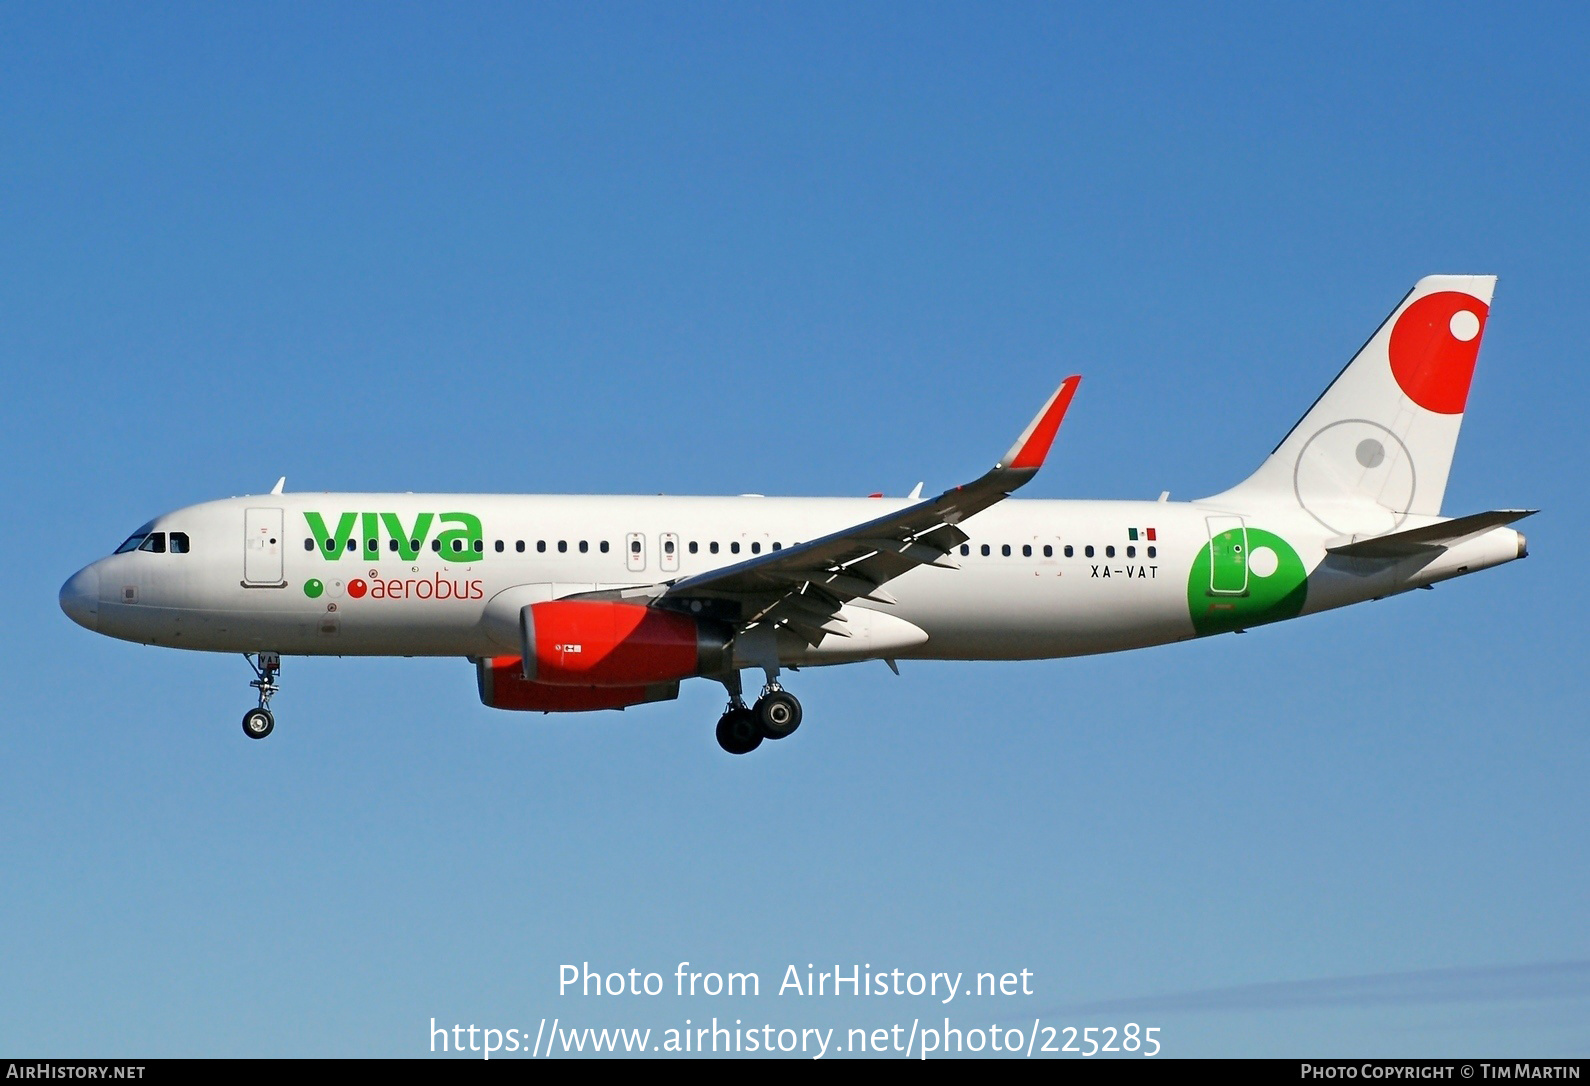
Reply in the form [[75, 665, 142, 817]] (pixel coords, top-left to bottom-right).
[[519, 600, 730, 686], [475, 656, 680, 712]]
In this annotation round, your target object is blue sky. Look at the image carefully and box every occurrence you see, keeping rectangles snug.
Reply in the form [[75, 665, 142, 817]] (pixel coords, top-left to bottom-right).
[[3, 3, 1586, 1057]]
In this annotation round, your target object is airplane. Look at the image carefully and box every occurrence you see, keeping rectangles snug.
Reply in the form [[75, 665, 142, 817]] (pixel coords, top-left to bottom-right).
[[59, 275, 1533, 754]]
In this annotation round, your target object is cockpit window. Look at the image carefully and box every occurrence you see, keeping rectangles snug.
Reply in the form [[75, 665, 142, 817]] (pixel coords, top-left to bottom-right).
[[138, 532, 167, 553], [114, 519, 162, 554], [169, 532, 190, 554]]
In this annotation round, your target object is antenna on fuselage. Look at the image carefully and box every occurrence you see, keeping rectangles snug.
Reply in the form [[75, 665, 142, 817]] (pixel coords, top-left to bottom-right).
[[270, 476, 286, 495]]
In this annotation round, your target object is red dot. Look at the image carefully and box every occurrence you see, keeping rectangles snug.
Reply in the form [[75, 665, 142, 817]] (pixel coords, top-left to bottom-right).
[[1388, 291, 1489, 414], [347, 579, 367, 598]]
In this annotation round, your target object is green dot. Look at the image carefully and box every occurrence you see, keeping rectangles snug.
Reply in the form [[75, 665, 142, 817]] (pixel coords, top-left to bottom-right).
[[303, 579, 324, 598], [1185, 528, 1306, 637]]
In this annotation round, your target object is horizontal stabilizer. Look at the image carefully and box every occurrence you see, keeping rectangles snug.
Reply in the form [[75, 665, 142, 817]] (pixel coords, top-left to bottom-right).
[[1326, 509, 1536, 558]]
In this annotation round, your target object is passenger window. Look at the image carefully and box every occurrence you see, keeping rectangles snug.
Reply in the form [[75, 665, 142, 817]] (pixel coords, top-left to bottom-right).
[[961, 544, 970, 556], [452, 539, 464, 553], [516, 540, 525, 553], [1147, 546, 1157, 558], [389, 539, 399, 553], [1106, 546, 1115, 558], [1022, 544, 1032, 557], [1084, 546, 1094, 558], [689, 541, 699, 554], [347, 539, 357, 553], [980, 544, 991, 556], [139, 533, 166, 553], [304, 538, 315, 552], [432, 539, 441, 553], [474, 539, 484, 553], [558, 540, 568, 553], [579, 540, 589, 553], [366, 538, 378, 554], [1043, 545, 1053, 557], [1002, 544, 1011, 557], [169, 532, 190, 554], [730, 542, 740, 554], [600, 541, 610, 553], [410, 539, 420, 551], [772, 542, 782, 551], [1064, 545, 1074, 557], [1126, 545, 1136, 558], [751, 542, 761, 554], [537, 540, 546, 553], [710, 542, 719, 554], [495, 540, 504, 553]]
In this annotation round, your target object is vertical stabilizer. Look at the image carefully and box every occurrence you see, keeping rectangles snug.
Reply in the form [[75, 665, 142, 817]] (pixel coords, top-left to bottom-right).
[[1205, 275, 1496, 536]]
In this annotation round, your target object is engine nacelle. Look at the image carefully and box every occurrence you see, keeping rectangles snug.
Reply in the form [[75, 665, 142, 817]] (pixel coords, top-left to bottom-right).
[[520, 600, 729, 686], [476, 655, 680, 712]]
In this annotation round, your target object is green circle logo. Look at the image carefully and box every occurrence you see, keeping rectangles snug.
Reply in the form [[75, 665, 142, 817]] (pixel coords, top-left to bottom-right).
[[303, 578, 325, 599], [1186, 527, 1306, 636]]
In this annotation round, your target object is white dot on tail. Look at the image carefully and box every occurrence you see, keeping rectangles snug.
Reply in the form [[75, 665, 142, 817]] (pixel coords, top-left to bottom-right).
[[1248, 546, 1279, 578], [1450, 310, 1480, 342]]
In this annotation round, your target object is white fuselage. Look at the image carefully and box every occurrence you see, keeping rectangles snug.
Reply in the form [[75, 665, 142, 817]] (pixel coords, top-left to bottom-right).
[[60, 492, 1525, 666]]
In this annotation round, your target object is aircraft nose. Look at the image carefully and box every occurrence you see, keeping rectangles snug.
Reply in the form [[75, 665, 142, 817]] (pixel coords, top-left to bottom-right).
[[60, 565, 101, 631]]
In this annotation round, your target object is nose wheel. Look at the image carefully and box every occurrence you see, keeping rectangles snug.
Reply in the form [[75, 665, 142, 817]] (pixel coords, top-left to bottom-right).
[[242, 707, 274, 739], [242, 652, 282, 740]]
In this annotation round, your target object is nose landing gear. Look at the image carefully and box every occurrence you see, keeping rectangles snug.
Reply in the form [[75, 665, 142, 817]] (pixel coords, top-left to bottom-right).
[[241, 652, 281, 740]]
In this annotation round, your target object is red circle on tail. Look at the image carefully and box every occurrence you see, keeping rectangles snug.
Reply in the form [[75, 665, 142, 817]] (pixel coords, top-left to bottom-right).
[[1388, 291, 1489, 414]]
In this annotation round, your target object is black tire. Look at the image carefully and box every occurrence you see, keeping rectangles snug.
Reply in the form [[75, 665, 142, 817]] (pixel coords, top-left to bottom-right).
[[756, 691, 802, 739], [242, 707, 275, 740], [715, 708, 763, 755]]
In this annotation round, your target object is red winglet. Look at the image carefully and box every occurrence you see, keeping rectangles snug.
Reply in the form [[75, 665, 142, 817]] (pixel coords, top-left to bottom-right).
[[1002, 375, 1081, 471]]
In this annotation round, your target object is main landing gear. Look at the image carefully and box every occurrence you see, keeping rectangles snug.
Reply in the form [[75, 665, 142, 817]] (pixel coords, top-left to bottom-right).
[[241, 652, 281, 740], [714, 674, 803, 755]]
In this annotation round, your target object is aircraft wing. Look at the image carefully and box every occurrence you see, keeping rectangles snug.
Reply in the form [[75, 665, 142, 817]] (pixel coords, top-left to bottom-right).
[[653, 376, 1081, 643]]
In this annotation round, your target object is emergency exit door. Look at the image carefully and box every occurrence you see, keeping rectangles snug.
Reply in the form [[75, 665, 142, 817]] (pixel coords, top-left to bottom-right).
[[625, 532, 647, 573]]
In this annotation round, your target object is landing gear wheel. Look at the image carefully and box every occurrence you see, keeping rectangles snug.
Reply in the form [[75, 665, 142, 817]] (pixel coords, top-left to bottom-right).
[[242, 652, 282, 741], [755, 690, 802, 739], [715, 707, 763, 755], [242, 707, 275, 740]]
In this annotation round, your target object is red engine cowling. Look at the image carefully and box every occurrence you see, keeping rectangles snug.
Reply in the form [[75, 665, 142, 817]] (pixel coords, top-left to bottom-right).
[[520, 601, 728, 686], [476, 655, 680, 712]]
